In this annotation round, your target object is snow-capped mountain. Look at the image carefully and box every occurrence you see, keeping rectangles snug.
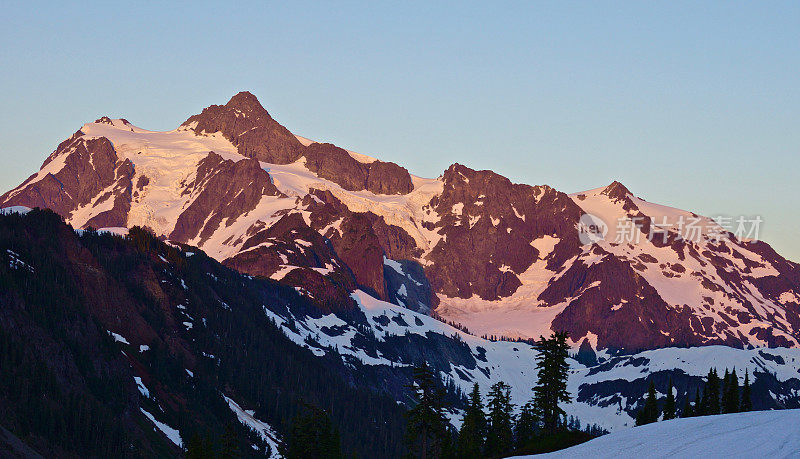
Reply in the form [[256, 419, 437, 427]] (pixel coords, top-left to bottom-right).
[[3, 91, 799, 353]]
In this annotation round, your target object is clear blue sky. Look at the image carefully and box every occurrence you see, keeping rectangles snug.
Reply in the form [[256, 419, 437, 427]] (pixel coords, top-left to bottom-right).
[[1, 2, 798, 260]]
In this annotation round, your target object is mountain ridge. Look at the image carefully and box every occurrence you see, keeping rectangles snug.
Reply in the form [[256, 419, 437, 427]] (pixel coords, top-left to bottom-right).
[[2, 91, 799, 353]]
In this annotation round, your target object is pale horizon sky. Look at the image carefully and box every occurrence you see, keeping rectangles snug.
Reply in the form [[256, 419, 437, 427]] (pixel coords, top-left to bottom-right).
[[1, 2, 798, 260]]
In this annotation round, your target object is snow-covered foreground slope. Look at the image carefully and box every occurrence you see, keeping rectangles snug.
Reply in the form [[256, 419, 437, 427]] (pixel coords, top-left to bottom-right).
[[518, 409, 800, 458]]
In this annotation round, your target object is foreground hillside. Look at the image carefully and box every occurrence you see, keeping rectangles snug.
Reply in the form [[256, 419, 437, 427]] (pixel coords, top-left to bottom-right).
[[519, 409, 800, 458], [4, 208, 800, 456], [2, 92, 799, 352], [0, 208, 409, 457]]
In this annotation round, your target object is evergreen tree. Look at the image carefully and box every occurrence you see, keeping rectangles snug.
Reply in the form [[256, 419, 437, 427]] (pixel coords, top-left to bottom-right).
[[485, 381, 514, 457], [704, 369, 721, 415], [635, 381, 659, 426], [532, 332, 571, 434], [662, 379, 676, 420], [740, 370, 753, 412], [721, 368, 730, 408], [281, 404, 342, 459], [457, 383, 486, 458], [405, 363, 448, 459], [723, 368, 740, 414], [514, 401, 538, 450], [680, 393, 693, 418], [694, 387, 704, 416]]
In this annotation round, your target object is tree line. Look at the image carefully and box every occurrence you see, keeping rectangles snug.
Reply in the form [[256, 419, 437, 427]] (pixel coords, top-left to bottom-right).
[[636, 367, 753, 426], [402, 331, 605, 458]]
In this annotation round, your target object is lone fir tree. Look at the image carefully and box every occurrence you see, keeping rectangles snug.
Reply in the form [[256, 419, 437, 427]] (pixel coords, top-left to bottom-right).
[[405, 363, 449, 459], [514, 401, 538, 449], [681, 392, 693, 418], [722, 368, 740, 414], [693, 387, 703, 416], [702, 368, 721, 415], [485, 381, 514, 457], [740, 369, 753, 412], [636, 381, 659, 426], [457, 383, 487, 458], [662, 379, 676, 420], [532, 331, 571, 434]]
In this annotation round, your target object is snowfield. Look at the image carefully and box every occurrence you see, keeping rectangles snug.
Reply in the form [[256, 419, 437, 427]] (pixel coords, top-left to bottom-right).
[[516, 409, 800, 458], [258, 289, 800, 432]]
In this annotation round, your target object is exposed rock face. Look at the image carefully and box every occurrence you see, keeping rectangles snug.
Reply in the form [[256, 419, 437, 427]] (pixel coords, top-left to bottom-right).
[[304, 144, 414, 195], [182, 91, 305, 164], [365, 161, 414, 195], [303, 189, 420, 260], [0, 134, 133, 228], [544, 247, 699, 352], [304, 143, 370, 191], [423, 163, 583, 300], [362, 212, 422, 260], [384, 259, 436, 313], [328, 213, 388, 300], [223, 213, 358, 313], [300, 189, 427, 302], [184, 92, 414, 195], [83, 160, 134, 229], [170, 152, 282, 244]]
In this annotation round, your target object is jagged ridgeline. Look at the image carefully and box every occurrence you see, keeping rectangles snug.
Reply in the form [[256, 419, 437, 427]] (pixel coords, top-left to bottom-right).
[[3, 92, 799, 353]]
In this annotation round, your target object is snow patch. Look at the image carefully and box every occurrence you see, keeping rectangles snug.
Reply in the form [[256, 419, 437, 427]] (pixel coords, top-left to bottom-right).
[[224, 396, 281, 457], [140, 408, 183, 448]]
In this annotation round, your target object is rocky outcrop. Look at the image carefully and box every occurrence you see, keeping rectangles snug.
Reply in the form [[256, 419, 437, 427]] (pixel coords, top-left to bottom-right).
[[304, 143, 370, 191], [384, 259, 437, 313], [182, 91, 305, 164], [544, 247, 699, 352], [0, 135, 134, 228], [365, 160, 414, 195], [304, 144, 414, 195], [83, 159, 134, 229], [301, 189, 425, 301], [184, 92, 414, 195], [328, 213, 388, 300], [170, 152, 282, 244], [224, 213, 358, 313], [423, 163, 584, 300]]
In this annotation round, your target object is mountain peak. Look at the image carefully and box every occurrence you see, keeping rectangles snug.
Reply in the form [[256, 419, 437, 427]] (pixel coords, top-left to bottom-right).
[[181, 92, 304, 164], [224, 91, 269, 117], [601, 180, 632, 201], [94, 116, 131, 127]]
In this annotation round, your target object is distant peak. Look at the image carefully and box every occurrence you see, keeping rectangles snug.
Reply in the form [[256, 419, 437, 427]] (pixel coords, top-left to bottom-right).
[[602, 180, 632, 201], [224, 91, 269, 116], [93, 117, 131, 127]]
